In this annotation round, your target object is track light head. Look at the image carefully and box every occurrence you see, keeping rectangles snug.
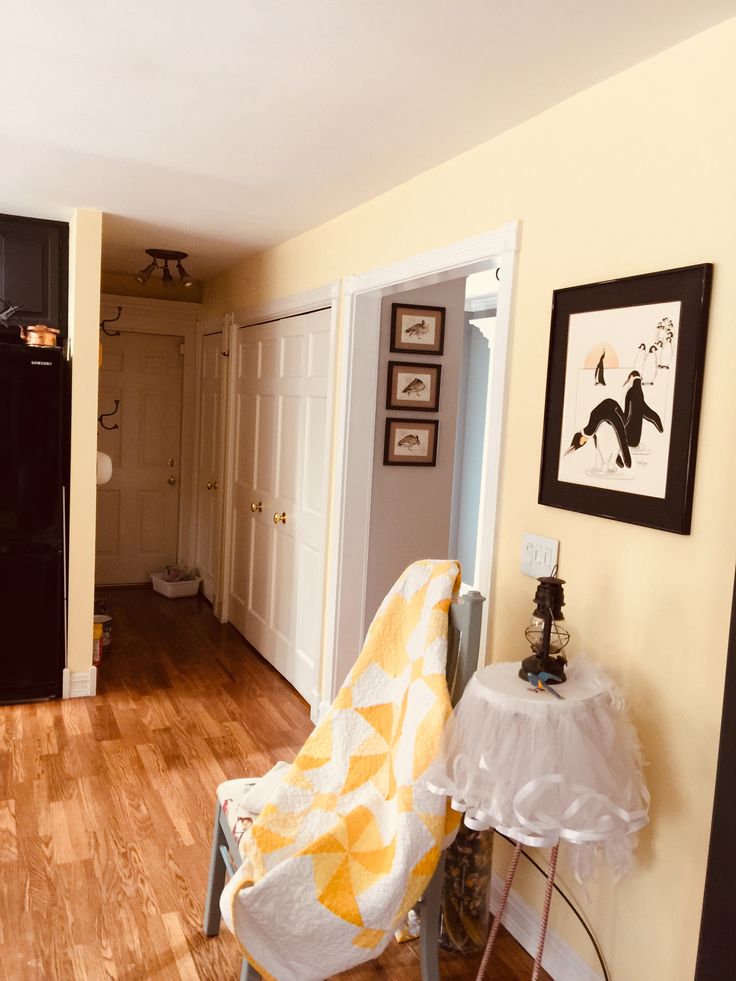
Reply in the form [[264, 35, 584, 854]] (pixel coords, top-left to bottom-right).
[[135, 259, 158, 284], [176, 260, 194, 288]]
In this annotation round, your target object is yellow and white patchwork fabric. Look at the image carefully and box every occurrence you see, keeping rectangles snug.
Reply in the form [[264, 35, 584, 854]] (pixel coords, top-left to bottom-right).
[[221, 559, 462, 981]]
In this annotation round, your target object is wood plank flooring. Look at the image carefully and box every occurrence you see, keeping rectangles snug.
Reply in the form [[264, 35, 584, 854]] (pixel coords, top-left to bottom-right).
[[0, 588, 549, 980]]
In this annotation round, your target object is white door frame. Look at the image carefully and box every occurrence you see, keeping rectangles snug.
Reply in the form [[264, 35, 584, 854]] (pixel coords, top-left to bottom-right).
[[190, 315, 230, 614], [321, 221, 520, 710], [218, 284, 341, 698], [100, 294, 200, 568]]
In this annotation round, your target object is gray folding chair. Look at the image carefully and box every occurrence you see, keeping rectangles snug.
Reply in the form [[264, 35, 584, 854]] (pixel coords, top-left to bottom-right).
[[203, 590, 486, 981]]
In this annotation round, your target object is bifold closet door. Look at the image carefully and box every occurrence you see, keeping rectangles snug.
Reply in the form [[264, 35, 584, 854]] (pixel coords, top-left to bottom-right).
[[195, 331, 224, 602], [229, 308, 331, 703]]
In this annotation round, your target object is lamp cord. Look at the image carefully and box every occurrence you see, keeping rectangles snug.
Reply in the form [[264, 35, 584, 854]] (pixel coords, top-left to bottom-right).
[[494, 831, 612, 981]]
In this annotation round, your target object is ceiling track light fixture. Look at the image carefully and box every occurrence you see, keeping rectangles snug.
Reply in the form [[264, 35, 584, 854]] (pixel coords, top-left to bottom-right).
[[136, 249, 194, 288]]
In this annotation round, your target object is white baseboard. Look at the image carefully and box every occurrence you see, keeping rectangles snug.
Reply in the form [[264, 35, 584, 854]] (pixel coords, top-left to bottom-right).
[[490, 873, 604, 981], [62, 666, 97, 699]]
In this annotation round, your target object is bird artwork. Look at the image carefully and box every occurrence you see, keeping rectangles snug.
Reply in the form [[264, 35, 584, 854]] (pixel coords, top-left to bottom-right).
[[397, 433, 421, 450], [400, 377, 426, 398], [527, 672, 565, 698], [565, 398, 632, 475], [622, 370, 663, 448], [405, 319, 428, 338], [594, 349, 606, 386]]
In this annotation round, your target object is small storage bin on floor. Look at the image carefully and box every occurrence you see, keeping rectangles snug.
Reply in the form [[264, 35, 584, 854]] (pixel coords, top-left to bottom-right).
[[151, 572, 202, 598]]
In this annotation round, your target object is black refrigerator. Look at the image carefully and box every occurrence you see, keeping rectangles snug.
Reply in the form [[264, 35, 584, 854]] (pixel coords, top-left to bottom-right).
[[0, 341, 67, 702]]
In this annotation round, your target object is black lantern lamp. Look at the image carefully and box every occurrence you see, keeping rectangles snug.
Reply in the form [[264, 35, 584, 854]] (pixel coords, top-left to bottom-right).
[[519, 574, 570, 684]]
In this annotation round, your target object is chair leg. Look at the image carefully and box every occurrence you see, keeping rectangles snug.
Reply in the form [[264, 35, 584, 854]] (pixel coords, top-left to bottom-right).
[[418, 855, 445, 981], [241, 958, 262, 980], [203, 803, 228, 936]]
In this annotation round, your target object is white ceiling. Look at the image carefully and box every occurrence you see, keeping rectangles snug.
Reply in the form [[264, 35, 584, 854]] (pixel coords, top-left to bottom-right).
[[1, 2, 733, 283]]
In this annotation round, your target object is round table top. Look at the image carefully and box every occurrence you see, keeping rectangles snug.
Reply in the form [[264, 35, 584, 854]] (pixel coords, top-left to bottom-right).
[[471, 660, 608, 714]]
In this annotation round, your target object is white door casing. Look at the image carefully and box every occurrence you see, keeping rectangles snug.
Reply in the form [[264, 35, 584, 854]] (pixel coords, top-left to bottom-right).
[[228, 308, 332, 703], [194, 331, 224, 601], [322, 223, 520, 711], [96, 331, 184, 585]]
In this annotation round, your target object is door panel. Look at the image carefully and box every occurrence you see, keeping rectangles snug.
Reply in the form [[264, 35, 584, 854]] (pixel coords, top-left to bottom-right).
[[96, 332, 183, 585], [228, 308, 331, 704], [194, 332, 224, 602]]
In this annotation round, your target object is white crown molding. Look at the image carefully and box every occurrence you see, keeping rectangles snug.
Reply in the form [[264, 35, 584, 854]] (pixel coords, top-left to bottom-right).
[[466, 291, 499, 315], [489, 871, 604, 981], [62, 666, 98, 699], [232, 282, 339, 327]]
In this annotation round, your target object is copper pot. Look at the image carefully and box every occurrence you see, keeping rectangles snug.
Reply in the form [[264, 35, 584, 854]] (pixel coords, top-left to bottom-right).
[[20, 324, 59, 347]]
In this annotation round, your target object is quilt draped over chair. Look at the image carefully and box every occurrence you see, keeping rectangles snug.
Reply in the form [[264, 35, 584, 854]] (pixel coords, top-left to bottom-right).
[[221, 559, 462, 981]]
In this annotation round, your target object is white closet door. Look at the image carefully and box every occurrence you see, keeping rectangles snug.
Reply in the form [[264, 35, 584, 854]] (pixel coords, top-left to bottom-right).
[[194, 332, 223, 601], [96, 331, 183, 585], [229, 308, 331, 704]]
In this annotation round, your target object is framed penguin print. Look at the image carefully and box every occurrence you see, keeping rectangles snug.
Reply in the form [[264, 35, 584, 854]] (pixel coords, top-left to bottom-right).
[[538, 263, 712, 534]]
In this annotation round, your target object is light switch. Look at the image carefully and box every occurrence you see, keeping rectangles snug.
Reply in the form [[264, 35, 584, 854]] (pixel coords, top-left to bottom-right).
[[521, 534, 559, 578]]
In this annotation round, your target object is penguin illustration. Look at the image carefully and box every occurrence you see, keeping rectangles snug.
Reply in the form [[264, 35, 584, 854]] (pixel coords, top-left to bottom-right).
[[659, 333, 673, 369], [594, 349, 606, 386], [642, 345, 658, 385], [633, 343, 647, 373], [565, 399, 631, 474], [623, 371, 663, 447]]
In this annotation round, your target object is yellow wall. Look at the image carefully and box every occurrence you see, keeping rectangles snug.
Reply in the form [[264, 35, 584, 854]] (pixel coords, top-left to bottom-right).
[[67, 209, 103, 675], [203, 20, 736, 980]]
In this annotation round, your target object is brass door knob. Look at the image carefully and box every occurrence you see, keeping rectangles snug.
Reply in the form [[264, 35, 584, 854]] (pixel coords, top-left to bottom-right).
[[168, 458, 175, 467], [168, 476, 177, 486], [206, 481, 213, 490], [213, 481, 218, 490], [250, 501, 263, 513], [273, 511, 287, 525]]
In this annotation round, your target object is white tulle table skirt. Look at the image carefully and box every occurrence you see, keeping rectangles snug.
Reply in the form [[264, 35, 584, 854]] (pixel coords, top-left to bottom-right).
[[425, 659, 649, 880]]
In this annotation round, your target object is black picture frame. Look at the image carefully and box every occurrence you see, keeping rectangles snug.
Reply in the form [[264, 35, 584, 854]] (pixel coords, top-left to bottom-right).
[[390, 303, 445, 355], [386, 360, 441, 412], [538, 263, 712, 534], [383, 418, 439, 466]]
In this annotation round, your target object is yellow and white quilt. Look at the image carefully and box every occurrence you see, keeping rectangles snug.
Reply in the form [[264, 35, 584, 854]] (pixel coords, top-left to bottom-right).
[[221, 559, 462, 981]]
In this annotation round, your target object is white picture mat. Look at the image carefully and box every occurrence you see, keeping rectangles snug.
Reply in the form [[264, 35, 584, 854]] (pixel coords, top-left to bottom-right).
[[557, 300, 680, 498], [400, 313, 436, 345], [395, 369, 433, 402], [393, 427, 430, 456]]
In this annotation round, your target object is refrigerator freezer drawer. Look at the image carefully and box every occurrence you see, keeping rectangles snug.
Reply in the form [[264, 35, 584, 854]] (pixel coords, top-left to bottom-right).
[[0, 550, 64, 703]]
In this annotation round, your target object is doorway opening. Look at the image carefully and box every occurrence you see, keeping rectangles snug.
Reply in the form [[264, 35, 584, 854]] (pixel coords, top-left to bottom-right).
[[322, 222, 519, 714]]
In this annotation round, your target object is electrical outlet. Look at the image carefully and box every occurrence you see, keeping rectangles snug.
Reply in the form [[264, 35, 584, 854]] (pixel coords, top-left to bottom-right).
[[521, 534, 559, 578]]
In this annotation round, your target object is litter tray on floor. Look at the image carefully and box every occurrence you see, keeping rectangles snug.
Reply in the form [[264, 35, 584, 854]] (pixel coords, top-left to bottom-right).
[[151, 572, 202, 598]]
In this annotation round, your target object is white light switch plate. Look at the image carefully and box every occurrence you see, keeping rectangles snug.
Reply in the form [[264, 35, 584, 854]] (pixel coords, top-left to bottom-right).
[[521, 534, 559, 578]]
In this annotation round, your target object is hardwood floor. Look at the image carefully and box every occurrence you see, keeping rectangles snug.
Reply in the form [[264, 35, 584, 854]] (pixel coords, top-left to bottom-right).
[[0, 588, 549, 980]]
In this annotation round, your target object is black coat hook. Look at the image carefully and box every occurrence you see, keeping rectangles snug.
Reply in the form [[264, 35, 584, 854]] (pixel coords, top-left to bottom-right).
[[100, 306, 123, 336], [98, 399, 120, 430]]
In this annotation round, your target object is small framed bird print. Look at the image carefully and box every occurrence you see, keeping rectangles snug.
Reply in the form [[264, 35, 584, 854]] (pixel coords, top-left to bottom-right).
[[386, 361, 441, 412], [390, 303, 445, 355], [384, 418, 439, 466], [538, 263, 713, 534]]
